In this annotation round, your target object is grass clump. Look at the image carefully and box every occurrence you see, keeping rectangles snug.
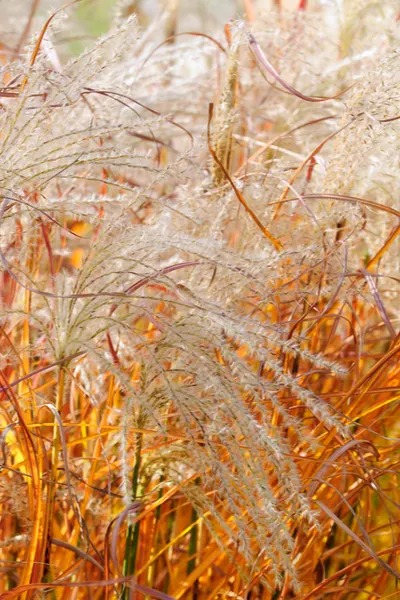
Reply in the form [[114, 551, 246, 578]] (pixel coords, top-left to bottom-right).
[[0, 0, 399, 598]]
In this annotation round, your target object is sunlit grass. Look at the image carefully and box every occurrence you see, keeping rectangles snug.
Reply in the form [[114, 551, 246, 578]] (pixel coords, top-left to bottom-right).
[[0, 1, 399, 599]]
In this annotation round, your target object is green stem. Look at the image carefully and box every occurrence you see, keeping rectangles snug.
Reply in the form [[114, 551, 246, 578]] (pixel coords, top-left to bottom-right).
[[187, 505, 198, 576], [43, 365, 65, 593], [187, 477, 200, 600], [122, 431, 143, 599]]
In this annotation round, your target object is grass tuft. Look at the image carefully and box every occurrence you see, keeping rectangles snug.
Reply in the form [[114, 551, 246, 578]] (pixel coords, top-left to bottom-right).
[[0, 1, 400, 599]]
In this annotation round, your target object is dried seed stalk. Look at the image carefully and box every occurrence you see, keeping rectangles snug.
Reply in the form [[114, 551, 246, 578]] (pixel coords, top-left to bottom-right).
[[211, 36, 239, 186]]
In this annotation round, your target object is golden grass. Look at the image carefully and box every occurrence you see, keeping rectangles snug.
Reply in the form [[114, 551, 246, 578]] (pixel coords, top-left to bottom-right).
[[0, 1, 400, 599]]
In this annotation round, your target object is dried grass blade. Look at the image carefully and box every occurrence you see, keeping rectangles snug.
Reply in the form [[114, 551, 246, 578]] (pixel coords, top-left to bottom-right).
[[270, 193, 400, 219], [361, 269, 397, 340], [366, 223, 400, 269], [51, 538, 103, 572], [248, 32, 351, 102], [19, 0, 84, 93], [308, 439, 379, 499], [0, 577, 175, 599], [0, 351, 84, 393], [317, 499, 400, 580]]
